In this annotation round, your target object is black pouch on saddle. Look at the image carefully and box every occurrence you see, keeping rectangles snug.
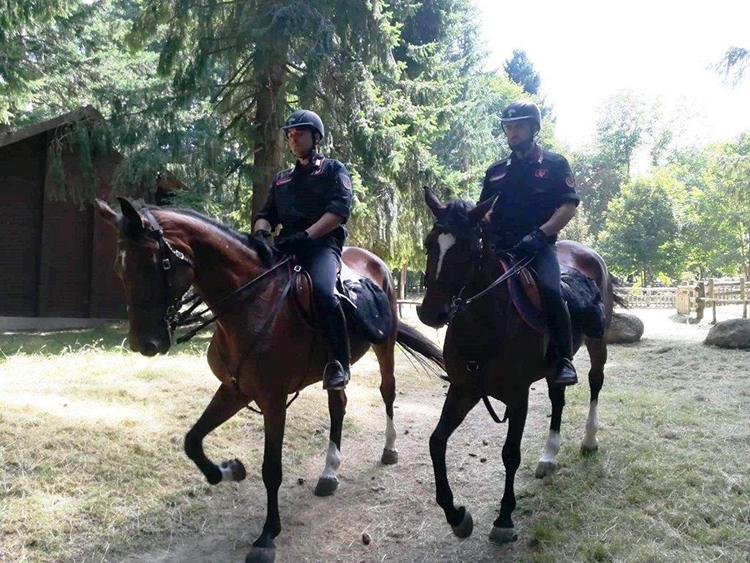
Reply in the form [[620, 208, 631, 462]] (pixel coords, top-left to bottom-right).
[[560, 266, 606, 339], [339, 277, 392, 344]]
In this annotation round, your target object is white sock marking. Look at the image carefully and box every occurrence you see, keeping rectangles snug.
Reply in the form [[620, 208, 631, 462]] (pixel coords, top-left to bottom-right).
[[321, 440, 341, 480], [582, 400, 599, 449], [385, 415, 397, 452], [436, 233, 456, 280], [219, 462, 235, 482], [539, 430, 561, 464]]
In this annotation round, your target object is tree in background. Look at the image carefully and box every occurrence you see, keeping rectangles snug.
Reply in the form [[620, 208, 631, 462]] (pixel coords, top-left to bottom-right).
[[599, 175, 681, 286], [503, 49, 541, 95], [715, 46, 749, 86]]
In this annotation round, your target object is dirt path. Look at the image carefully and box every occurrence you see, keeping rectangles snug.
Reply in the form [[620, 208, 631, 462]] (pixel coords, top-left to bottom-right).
[[117, 308, 726, 563]]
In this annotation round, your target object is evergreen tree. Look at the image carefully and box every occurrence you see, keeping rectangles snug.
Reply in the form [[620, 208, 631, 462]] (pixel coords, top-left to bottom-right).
[[503, 49, 541, 95]]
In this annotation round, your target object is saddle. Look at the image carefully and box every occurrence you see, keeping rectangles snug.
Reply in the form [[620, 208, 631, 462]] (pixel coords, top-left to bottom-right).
[[498, 255, 606, 338], [292, 262, 393, 344]]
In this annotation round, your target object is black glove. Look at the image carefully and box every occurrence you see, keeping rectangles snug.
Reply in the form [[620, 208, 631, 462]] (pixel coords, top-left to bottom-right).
[[276, 231, 311, 255], [513, 227, 548, 256]]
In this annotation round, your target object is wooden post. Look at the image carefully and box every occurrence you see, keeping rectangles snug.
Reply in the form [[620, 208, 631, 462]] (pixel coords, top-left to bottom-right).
[[398, 268, 407, 319], [708, 278, 716, 324], [696, 281, 705, 322], [742, 277, 747, 319]]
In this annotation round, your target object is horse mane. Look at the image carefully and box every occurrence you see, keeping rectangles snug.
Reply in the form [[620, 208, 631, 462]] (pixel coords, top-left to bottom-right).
[[147, 205, 277, 268], [436, 200, 479, 239]]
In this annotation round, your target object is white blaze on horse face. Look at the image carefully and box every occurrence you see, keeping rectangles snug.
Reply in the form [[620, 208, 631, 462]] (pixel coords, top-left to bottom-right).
[[321, 440, 341, 480], [385, 415, 397, 452], [581, 400, 600, 450], [539, 430, 561, 464], [435, 233, 457, 282]]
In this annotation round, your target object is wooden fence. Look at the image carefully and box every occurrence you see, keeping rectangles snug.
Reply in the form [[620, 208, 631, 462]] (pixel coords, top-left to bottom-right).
[[677, 278, 748, 322], [616, 287, 677, 309]]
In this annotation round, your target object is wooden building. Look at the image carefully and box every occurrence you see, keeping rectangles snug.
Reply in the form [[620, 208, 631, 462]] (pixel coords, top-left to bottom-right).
[[0, 106, 128, 330]]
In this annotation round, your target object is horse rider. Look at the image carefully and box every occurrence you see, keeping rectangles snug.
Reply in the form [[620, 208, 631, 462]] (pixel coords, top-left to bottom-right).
[[253, 109, 353, 391], [478, 100, 580, 387]]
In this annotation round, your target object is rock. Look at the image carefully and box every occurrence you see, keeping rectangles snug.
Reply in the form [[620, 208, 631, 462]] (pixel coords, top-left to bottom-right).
[[362, 532, 372, 545], [704, 319, 750, 349], [605, 312, 644, 343]]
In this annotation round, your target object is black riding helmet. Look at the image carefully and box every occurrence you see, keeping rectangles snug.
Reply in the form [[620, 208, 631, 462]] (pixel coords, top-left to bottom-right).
[[281, 109, 325, 140], [501, 101, 542, 132]]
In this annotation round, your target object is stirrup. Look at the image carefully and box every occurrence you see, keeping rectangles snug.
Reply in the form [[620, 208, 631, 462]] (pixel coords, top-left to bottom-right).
[[552, 358, 578, 387], [323, 360, 350, 391]]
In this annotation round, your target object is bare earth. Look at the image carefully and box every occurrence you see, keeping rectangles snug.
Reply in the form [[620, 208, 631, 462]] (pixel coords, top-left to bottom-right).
[[117, 308, 744, 563]]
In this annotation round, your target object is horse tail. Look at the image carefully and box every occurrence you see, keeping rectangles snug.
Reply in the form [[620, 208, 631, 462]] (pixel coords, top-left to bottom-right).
[[395, 321, 446, 375], [611, 275, 628, 309]]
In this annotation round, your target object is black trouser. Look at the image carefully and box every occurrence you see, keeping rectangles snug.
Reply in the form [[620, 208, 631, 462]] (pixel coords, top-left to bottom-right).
[[296, 243, 350, 369], [530, 242, 573, 361]]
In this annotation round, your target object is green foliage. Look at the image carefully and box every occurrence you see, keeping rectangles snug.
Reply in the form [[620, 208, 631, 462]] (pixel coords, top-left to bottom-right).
[[715, 46, 749, 86], [503, 49, 541, 95], [600, 175, 681, 285]]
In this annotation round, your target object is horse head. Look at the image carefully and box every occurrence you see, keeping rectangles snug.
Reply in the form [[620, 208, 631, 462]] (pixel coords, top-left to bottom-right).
[[417, 188, 494, 328], [94, 197, 195, 356]]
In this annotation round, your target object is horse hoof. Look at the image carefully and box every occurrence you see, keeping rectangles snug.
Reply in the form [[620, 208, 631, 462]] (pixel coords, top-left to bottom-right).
[[580, 440, 599, 454], [314, 476, 339, 497], [451, 509, 473, 538], [381, 448, 398, 465], [489, 526, 517, 544], [245, 547, 276, 563], [219, 458, 247, 482], [535, 461, 557, 479]]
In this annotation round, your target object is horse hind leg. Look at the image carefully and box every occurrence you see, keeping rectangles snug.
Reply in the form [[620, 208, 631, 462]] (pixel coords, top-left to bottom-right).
[[581, 337, 606, 453], [184, 383, 249, 485], [535, 384, 564, 478], [314, 389, 347, 496], [373, 339, 398, 465]]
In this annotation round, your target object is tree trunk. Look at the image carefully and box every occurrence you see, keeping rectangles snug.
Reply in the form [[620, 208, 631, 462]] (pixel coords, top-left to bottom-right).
[[399, 268, 407, 300], [250, 29, 289, 222]]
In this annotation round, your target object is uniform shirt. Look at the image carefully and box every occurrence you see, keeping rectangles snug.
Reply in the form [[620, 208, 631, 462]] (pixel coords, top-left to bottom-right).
[[479, 145, 579, 245], [257, 153, 353, 246]]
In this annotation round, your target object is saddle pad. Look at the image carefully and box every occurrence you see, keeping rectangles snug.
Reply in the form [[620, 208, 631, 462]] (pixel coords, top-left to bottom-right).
[[560, 266, 606, 339], [340, 277, 392, 344]]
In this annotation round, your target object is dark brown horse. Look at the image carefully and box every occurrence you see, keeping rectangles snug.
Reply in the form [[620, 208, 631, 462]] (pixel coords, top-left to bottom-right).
[[94, 198, 443, 563], [417, 189, 618, 544]]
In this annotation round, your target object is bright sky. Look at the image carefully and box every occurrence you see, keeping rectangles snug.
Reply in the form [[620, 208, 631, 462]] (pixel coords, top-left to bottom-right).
[[473, 0, 750, 150]]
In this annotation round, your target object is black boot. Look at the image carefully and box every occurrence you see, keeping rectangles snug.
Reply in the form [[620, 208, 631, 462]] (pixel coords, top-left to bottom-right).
[[548, 300, 578, 387], [319, 304, 351, 390]]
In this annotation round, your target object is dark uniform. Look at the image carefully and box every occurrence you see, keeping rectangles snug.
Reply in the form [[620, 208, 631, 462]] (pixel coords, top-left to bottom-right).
[[257, 153, 352, 313], [479, 143, 580, 381], [256, 151, 353, 388]]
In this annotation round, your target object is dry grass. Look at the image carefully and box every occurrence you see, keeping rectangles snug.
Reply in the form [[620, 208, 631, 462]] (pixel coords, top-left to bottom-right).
[[1, 311, 749, 563]]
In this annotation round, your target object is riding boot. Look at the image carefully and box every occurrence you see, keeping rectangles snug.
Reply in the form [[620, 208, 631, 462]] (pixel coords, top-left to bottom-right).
[[547, 299, 578, 386], [319, 304, 351, 390]]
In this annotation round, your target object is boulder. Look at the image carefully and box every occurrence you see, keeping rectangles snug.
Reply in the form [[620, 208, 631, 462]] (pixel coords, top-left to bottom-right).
[[605, 312, 644, 344], [704, 319, 750, 349]]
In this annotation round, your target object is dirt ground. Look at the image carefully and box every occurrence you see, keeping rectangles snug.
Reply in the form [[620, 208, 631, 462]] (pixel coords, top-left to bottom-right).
[[116, 307, 747, 563]]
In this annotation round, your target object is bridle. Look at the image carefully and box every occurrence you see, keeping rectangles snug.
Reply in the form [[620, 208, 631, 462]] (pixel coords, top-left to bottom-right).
[[124, 208, 195, 335]]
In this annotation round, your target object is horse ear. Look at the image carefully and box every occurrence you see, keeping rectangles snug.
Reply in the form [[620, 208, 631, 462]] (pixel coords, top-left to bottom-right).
[[468, 195, 497, 225], [93, 199, 120, 229], [116, 197, 144, 231], [424, 186, 445, 218]]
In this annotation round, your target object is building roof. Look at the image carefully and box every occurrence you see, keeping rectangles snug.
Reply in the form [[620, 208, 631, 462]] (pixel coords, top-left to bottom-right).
[[0, 105, 103, 150]]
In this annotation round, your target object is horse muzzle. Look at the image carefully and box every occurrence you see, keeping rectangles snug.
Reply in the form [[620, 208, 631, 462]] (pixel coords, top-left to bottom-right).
[[416, 303, 449, 329]]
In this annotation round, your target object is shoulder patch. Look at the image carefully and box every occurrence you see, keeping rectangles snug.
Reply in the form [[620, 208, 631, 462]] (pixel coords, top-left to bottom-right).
[[565, 176, 576, 188], [535, 169, 549, 178], [339, 173, 352, 191]]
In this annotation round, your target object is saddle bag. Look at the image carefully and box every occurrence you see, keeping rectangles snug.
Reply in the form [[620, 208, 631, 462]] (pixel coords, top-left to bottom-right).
[[560, 266, 606, 339], [339, 277, 392, 344]]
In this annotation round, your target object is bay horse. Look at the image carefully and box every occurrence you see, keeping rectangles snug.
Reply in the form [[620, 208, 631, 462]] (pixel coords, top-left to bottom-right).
[[417, 189, 619, 544], [94, 197, 443, 563]]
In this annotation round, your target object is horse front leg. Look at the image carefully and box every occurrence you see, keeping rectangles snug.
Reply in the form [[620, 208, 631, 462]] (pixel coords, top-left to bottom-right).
[[429, 386, 479, 538], [535, 384, 565, 478], [184, 383, 249, 485], [373, 339, 398, 465], [581, 337, 607, 452], [314, 389, 347, 496], [246, 398, 287, 563], [490, 390, 529, 544]]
